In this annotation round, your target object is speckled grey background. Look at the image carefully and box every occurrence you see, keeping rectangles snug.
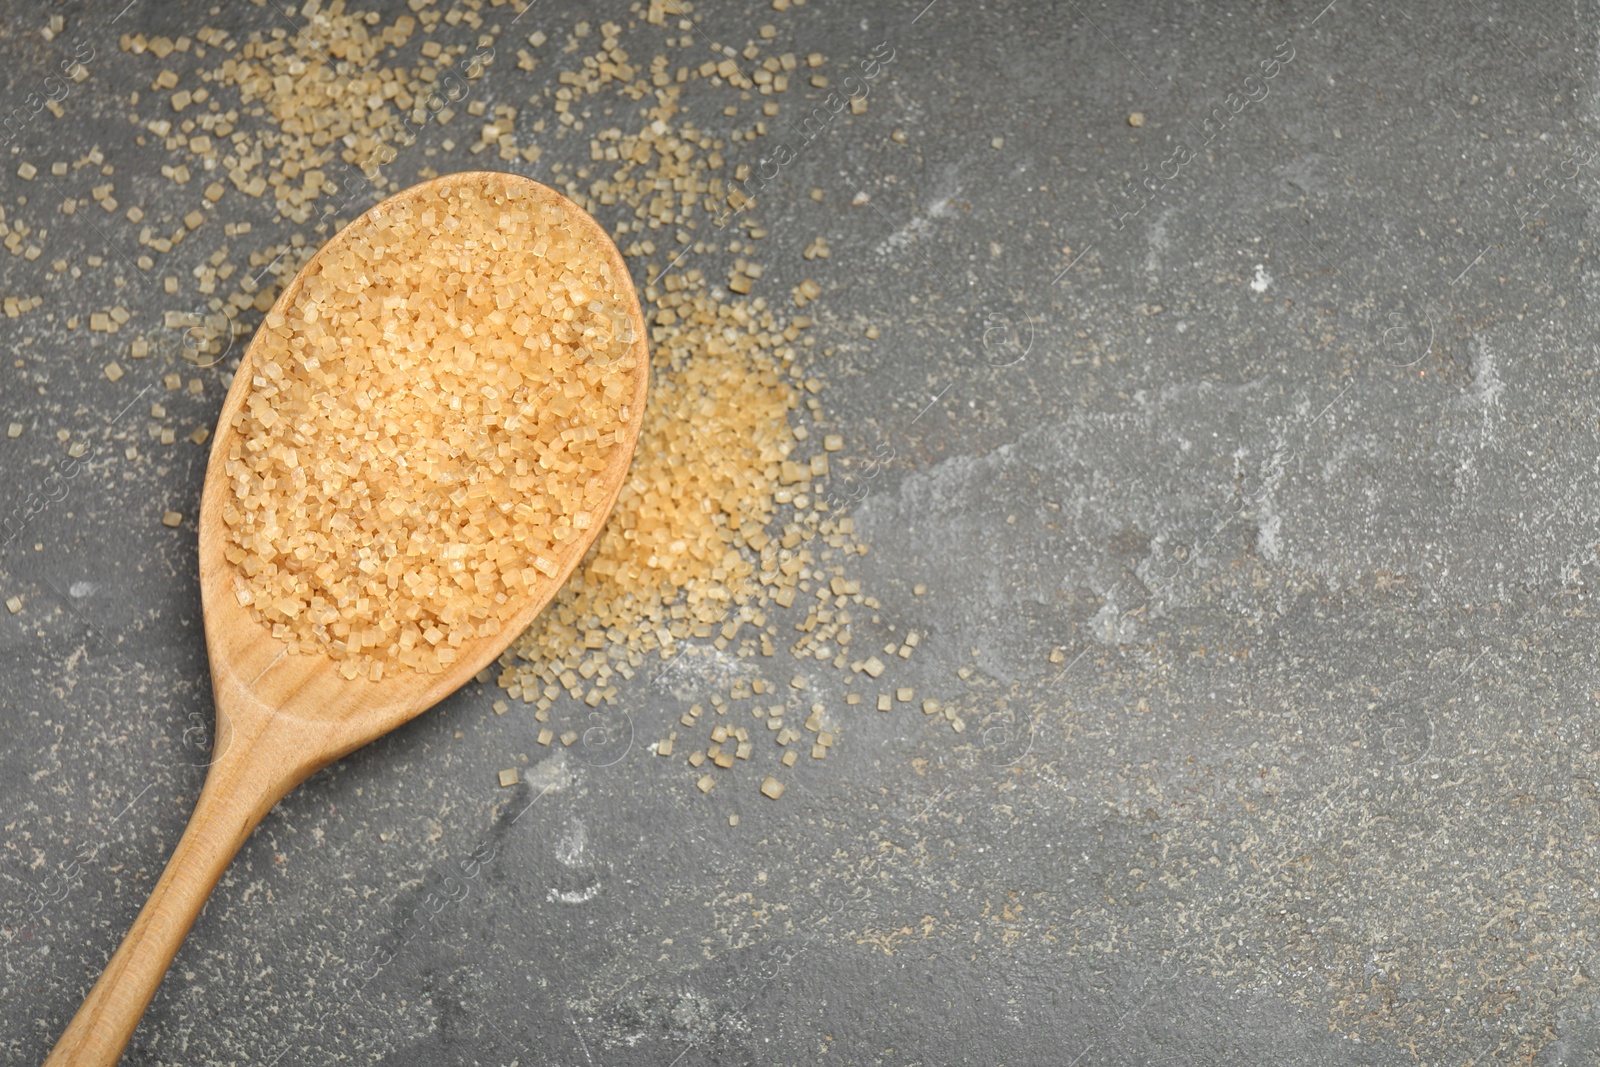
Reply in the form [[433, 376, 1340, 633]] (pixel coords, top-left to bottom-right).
[[6, 0, 1600, 1063]]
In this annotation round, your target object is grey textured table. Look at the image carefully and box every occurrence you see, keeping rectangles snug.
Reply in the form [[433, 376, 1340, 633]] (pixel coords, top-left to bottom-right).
[[3, 0, 1598, 1063]]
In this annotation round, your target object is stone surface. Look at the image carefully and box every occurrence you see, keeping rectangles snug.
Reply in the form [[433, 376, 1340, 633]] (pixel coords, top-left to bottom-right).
[[2, 0, 1596, 1063]]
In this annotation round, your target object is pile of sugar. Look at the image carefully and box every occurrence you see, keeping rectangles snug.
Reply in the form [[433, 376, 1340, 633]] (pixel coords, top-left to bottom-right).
[[219, 177, 638, 678], [100, 2, 956, 794]]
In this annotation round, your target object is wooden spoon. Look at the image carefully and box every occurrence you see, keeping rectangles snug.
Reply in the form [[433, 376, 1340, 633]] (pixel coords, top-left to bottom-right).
[[44, 171, 650, 1066]]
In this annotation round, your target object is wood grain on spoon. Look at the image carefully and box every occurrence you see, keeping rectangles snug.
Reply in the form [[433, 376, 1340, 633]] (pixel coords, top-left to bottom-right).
[[44, 171, 649, 1066]]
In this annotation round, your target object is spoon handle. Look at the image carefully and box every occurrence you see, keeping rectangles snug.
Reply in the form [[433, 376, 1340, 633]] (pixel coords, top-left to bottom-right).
[[44, 720, 294, 1066]]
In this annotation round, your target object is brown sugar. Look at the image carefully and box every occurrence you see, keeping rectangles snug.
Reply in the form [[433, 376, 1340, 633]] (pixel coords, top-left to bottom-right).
[[220, 177, 639, 674]]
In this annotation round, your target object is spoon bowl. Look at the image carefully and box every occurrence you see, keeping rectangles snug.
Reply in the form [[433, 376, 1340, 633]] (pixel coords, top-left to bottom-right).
[[45, 171, 649, 1066]]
